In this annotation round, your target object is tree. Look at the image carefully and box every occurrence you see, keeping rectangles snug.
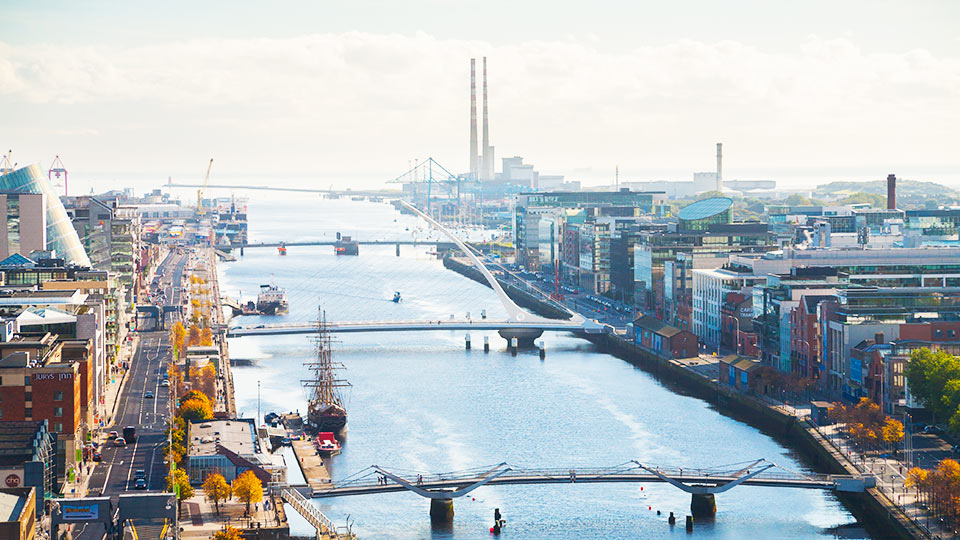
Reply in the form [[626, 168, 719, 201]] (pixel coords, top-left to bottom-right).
[[200, 327, 214, 346], [166, 468, 194, 516], [198, 363, 217, 399], [837, 192, 885, 207], [187, 324, 202, 347], [169, 321, 186, 359], [784, 193, 813, 206], [905, 348, 960, 424], [202, 473, 232, 515], [181, 390, 211, 406], [212, 526, 242, 540], [232, 470, 263, 516], [882, 417, 905, 447], [179, 398, 213, 422]]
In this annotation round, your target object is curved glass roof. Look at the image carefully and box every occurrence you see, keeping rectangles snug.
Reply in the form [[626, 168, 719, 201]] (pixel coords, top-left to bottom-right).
[[0, 164, 92, 267], [678, 197, 733, 221]]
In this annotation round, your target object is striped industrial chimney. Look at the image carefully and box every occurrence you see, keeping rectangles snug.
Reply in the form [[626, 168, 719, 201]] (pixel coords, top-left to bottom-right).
[[481, 57, 491, 180], [470, 58, 479, 177]]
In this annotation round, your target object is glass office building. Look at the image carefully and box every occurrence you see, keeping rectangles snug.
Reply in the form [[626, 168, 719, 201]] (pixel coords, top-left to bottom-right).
[[0, 164, 91, 267]]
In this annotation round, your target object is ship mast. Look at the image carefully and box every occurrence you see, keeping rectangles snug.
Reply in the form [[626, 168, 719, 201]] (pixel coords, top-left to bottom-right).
[[302, 309, 351, 415]]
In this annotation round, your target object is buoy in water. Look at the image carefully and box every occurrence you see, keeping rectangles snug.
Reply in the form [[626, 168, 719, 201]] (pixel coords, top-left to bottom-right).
[[668, 512, 676, 525]]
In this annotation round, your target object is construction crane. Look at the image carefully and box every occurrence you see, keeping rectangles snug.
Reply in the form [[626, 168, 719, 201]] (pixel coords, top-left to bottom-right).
[[196, 158, 213, 216]]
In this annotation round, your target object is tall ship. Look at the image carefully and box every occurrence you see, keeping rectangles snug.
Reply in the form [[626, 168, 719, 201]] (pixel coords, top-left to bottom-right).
[[256, 283, 288, 315], [303, 313, 351, 438]]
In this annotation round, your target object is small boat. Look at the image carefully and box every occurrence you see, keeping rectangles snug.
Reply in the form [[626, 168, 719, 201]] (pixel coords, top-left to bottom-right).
[[392, 291, 402, 303], [316, 432, 342, 456], [278, 242, 287, 256]]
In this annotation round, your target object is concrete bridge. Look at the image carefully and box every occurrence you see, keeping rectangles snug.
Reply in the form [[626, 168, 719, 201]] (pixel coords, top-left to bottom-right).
[[237, 239, 455, 249], [281, 460, 876, 523], [226, 200, 596, 344]]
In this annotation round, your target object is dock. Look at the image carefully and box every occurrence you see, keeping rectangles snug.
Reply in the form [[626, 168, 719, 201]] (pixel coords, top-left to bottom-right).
[[292, 439, 332, 491]]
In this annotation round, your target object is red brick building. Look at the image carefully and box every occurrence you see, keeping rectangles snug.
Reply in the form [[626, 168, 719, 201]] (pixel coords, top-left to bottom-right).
[[633, 315, 699, 359], [789, 295, 833, 380]]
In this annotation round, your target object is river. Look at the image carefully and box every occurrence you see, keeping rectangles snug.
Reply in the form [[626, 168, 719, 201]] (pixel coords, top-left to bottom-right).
[[216, 194, 870, 539]]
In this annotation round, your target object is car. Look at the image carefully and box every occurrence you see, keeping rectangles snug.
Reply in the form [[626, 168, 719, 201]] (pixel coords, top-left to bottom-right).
[[115, 438, 126, 447], [134, 478, 147, 490], [161, 379, 170, 387], [135, 469, 146, 480], [107, 430, 119, 440], [144, 391, 154, 399], [92, 451, 102, 462]]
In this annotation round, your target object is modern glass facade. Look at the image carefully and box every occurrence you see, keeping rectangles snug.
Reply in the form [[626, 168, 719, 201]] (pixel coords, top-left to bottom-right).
[[0, 164, 91, 266]]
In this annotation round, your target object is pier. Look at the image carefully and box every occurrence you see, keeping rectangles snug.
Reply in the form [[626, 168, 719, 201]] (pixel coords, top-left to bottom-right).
[[292, 439, 332, 492]]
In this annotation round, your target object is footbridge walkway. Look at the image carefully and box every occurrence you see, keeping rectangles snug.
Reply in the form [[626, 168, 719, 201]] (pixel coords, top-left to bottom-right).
[[286, 460, 876, 522]]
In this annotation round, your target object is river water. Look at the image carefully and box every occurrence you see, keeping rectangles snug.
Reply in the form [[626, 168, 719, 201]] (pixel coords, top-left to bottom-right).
[[217, 194, 870, 539]]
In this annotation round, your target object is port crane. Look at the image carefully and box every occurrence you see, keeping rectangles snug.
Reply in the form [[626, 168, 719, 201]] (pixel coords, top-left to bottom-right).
[[196, 158, 214, 215]]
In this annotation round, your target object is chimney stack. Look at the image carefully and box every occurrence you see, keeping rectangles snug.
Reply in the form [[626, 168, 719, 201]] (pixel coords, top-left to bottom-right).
[[875, 332, 884, 345], [469, 58, 479, 177], [481, 57, 490, 180], [887, 174, 896, 210], [716, 142, 723, 192]]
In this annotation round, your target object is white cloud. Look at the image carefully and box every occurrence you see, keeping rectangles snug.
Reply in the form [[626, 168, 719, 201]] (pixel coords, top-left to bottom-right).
[[0, 32, 958, 186]]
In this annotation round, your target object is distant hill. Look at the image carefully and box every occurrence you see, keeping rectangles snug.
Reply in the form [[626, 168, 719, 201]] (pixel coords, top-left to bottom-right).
[[813, 179, 960, 208]]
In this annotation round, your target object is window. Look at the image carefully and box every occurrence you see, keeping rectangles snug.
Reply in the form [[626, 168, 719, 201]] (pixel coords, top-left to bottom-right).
[[23, 376, 29, 385], [24, 392, 31, 402], [54, 391, 63, 401], [24, 407, 31, 418], [54, 407, 63, 417], [0, 407, 2, 418], [54, 423, 63, 433]]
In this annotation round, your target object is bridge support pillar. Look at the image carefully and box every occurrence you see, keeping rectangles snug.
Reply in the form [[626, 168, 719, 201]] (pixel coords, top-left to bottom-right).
[[690, 493, 716, 518], [498, 328, 543, 347], [430, 499, 454, 524]]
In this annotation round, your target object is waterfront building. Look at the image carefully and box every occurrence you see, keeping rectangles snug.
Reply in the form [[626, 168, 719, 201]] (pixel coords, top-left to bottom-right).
[[719, 292, 759, 357], [186, 419, 277, 485], [663, 251, 728, 330], [692, 267, 766, 349], [718, 354, 763, 391], [0, 165, 90, 267], [632, 314, 698, 359]]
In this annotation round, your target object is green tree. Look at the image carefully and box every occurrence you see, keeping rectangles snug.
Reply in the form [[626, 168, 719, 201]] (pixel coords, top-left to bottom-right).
[[837, 192, 885, 207], [232, 470, 263, 516], [905, 348, 960, 423], [166, 468, 194, 516], [202, 473, 232, 516]]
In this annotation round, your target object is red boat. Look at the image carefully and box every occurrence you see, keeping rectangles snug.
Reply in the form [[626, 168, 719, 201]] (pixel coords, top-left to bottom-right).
[[316, 432, 341, 455]]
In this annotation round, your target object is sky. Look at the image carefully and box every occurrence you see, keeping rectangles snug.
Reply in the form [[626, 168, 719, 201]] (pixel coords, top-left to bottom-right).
[[1, 0, 959, 194]]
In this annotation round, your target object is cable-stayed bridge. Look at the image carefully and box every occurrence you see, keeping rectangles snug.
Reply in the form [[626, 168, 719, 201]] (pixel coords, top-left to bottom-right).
[[226, 201, 604, 343]]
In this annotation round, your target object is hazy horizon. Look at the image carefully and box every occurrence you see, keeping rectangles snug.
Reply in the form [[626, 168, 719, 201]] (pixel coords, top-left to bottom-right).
[[2, 1, 958, 194]]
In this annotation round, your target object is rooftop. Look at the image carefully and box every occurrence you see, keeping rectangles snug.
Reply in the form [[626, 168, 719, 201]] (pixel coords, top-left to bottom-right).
[[0, 491, 27, 522], [189, 419, 259, 457]]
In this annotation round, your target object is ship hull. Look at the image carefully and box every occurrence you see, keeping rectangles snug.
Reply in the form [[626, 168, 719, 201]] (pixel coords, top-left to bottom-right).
[[309, 413, 347, 438], [257, 301, 288, 315]]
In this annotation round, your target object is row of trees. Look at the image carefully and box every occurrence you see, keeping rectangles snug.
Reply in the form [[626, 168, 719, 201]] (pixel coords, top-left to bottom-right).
[[907, 459, 960, 526], [202, 470, 264, 515], [748, 365, 817, 399], [905, 348, 960, 433], [168, 321, 214, 359], [830, 398, 904, 452]]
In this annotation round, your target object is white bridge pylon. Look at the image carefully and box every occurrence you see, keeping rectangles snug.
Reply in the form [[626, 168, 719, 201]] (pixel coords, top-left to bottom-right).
[[401, 200, 585, 326]]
